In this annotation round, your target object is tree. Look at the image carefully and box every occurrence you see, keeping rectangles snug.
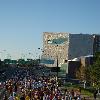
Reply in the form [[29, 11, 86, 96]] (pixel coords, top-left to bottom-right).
[[76, 64, 87, 82], [88, 52, 100, 87]]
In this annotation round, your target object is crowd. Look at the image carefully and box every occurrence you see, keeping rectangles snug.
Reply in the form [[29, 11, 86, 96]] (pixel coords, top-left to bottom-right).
[[0, 67, 83, 100]]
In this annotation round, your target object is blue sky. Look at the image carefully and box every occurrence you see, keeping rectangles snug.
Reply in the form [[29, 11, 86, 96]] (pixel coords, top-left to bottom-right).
[[0, 0, 100, 60]]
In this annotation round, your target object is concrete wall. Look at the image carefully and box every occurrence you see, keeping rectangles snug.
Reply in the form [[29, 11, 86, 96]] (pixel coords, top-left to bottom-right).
[[68, 61, 81, 78], [68, 34, 94, 60], [42, 32, 69, 67], [93, 34, 100, 54], [42, 32, 94, 68]]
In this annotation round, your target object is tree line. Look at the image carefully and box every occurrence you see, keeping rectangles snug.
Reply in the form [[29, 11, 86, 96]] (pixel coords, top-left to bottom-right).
[[76, 52, 100, 88]]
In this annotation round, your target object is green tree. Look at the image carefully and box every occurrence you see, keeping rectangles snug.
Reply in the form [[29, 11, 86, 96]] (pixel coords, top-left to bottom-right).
[[88, 52, 100, 87], [76, 65, 84, 81]]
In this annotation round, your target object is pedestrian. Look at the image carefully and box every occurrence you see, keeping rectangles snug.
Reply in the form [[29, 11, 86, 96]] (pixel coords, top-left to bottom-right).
[[74, 91, 77, 100], [71, 89, 74, 99], [3, 94, 8, 100], [83, 97, 86, 100], [79, 87, 81, 93], [20, 94, 25, 100], [8, 94, 14, 100], [93, 90, 97, 100]]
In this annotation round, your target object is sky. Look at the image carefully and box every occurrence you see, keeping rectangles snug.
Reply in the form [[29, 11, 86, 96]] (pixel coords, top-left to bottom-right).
[[0, 0, 100, 60]]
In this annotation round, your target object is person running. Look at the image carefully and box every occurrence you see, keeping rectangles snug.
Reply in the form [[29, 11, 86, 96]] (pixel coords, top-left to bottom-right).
[[3, 94, 8, 100], [71, 89, 74, 99], [20, 94, 25, 100], [25, 95, 30, 100], [8, 94, 14, 100]]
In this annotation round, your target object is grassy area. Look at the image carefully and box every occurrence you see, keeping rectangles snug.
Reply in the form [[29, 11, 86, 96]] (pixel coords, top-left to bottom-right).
[[61, 82, 93, 97], [81, 89, 93, 97]]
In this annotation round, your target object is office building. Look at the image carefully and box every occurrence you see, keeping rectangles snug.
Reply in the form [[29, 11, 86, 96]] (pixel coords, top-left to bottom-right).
[[41, 32, 94, 67], [93, 34, 100, 55], [41, 32, 68, 67]]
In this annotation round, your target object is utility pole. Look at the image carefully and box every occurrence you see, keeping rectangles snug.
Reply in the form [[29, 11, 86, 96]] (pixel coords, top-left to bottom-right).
[[56, 54, 58, 88], [56, 44, 59, 89]]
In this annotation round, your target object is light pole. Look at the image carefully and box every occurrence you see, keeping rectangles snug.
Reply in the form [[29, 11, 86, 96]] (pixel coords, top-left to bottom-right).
[[38, 48, 43, 65], [2, 50, 6, 60], [0, 52, 2, 60], [56, 45, 59, 89], [38, 48, 41, 65]]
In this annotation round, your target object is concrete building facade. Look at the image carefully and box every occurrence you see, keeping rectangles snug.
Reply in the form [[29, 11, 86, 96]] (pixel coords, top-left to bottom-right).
[[41, 32, 68, 67], [41, 32, 94, 67], [68, 34, 94, 60], [93, 34, 100, 55]]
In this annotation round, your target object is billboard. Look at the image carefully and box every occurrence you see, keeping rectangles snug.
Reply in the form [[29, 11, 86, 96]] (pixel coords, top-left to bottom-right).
[[40, 58, 54, 64], [47, 37, 68, 45]]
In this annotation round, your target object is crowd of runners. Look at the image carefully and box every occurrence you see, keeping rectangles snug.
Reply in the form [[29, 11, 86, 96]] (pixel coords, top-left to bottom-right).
[[0, 67, 84, 100]]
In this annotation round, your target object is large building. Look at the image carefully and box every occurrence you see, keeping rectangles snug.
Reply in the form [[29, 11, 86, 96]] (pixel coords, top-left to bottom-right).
[[93, 34, 100, 55], [68, 34, 93, 59], [41, 32, 94, 67], [41, 32, 68, 67]]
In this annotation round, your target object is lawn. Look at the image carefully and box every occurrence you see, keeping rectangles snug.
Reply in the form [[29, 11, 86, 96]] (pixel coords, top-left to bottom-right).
[[61, 82, 94, 97]]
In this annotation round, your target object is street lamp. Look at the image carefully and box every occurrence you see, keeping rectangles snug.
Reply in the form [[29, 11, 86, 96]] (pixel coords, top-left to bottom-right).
[[38, 48, 43, 65], [56, 44, 59, 89], [38, 48, 41, 65], [0, 52, 2, 60]]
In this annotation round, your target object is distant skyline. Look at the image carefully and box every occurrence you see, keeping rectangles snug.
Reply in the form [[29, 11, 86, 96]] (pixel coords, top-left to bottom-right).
[[0, 0, 100, 60]]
